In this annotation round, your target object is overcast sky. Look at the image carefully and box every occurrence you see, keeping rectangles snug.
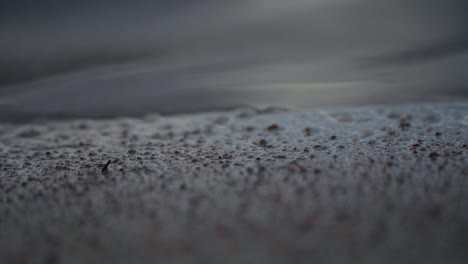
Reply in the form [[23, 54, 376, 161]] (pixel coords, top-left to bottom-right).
[[0, 0, 467, 117]]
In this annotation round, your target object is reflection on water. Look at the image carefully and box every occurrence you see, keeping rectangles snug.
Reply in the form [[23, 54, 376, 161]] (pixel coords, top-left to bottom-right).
[[0, 0, 467, 120]]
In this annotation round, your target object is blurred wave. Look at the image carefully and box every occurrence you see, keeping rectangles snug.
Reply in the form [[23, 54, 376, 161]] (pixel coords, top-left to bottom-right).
[[0, 0, 467, 120]]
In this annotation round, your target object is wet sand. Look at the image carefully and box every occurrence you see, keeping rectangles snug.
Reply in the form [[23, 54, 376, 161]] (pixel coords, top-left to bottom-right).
[[1, 102, 467, 263]]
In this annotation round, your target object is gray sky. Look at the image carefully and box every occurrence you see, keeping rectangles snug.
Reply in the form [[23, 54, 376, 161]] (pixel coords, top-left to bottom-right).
[[0, 0, 467, 118]]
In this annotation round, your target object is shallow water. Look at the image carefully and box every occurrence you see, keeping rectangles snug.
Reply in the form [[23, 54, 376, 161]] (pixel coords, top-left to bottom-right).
[[1, 1, 467, 120]]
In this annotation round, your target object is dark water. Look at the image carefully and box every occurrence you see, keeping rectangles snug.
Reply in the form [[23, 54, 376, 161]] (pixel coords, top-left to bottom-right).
[[1, 0, 467, 120]]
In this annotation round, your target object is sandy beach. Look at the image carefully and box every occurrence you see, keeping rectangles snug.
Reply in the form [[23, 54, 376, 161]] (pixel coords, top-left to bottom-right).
[[1, 101, 467, 263]]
